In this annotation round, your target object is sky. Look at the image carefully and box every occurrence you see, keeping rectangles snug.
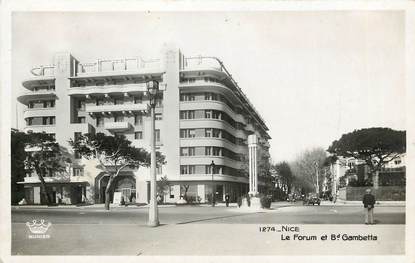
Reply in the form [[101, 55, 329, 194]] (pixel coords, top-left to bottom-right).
[[11, 11, 405, 163]]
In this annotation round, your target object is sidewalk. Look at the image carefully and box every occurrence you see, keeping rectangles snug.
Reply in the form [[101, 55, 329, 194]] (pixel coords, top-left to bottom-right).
[[321, 200, 405, 207]]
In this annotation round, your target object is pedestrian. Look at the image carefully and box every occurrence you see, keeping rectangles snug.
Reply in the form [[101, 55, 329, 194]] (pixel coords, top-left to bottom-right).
[[362, 188, 376, 224], [225, 193, 230, 207]]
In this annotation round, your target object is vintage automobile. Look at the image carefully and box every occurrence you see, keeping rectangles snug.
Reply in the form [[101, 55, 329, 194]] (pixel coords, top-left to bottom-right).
[[303, 193, 321, 206]]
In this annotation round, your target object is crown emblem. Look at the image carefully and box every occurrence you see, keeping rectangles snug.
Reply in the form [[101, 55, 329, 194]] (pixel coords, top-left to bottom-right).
[[26, 219, 52, 234]]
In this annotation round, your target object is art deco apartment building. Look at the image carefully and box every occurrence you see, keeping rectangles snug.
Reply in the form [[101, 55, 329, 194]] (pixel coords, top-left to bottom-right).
[[17, 47, 271, 205]]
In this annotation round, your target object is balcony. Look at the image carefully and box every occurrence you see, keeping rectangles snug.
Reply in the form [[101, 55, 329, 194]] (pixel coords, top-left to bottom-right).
[[17, 90, 56, 104], [104, 121, 131, 131], [68, 83, 147, 97], [183, 57, 224, 72], [23, 108, 56, 119], [71, 57, 164, 82], [85, 103, 148, 114]]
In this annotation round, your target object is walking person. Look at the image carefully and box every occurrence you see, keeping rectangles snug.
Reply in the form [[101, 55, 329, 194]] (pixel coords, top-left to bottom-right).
[[362, 188, 376, 224], [225, 193, 230, 207]]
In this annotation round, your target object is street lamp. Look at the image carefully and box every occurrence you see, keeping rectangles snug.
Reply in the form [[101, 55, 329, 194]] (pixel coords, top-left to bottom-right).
[[210, 160, 216, 207], [147, 79, 159, 227]]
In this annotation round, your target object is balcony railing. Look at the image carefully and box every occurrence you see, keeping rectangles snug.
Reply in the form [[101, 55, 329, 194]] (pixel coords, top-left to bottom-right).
[[30, 65, 55, 77], [104, 121, 131, 131], [183, 57, 223, 71], [77, 57, 161, 75], [85, 103, 148, 113]]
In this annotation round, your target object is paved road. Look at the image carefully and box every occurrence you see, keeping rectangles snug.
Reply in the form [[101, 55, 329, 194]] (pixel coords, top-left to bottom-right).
[[11, 202, 405, 225], [11, 202, 405, 255]]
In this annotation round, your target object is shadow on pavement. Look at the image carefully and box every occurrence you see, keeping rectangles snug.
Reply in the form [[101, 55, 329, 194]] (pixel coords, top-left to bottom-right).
[[176, 212, 264, 225]]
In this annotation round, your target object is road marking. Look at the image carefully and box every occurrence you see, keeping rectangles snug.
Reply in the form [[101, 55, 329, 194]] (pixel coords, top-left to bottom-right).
[[330, 209, 338, 213], [79, 212, 85, 215]]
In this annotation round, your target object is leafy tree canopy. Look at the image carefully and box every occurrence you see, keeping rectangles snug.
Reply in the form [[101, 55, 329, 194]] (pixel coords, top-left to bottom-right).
[[327, 127, 405, 171]]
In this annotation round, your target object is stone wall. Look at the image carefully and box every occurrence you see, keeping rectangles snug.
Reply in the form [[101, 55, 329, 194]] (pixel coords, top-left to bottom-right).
[[338, 186, 405, 201]]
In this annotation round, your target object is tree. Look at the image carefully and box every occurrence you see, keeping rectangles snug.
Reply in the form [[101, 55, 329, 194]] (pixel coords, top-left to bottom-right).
[[290, 147, 327, 194], [11, 129, 30, 204], [157, 175, 170, 203], [327, 127, 406, 187], [23, 132, 69, 205], [69, 133, 164, 210], [273, 161, 294, 195]]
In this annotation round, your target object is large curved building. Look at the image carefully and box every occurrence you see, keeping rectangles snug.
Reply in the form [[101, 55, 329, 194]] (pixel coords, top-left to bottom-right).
[[17, 47, 271, 205]]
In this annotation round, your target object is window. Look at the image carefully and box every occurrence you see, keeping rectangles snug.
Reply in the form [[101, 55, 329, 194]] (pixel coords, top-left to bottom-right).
[[181, 147, 196, 156], [96, 117, 104, 127], [213, 147, 221, 156], [134, 95, 143, 104], [74, 132, 82, 142], [180, 110, 195, 120], [44, 100, 55, 108], [156, 165, 163, 175], [212, 129, 221, 138], [42, 116, 55, 125], [156, 94, 163, 107], [180, 93, 195, 101], [155, 129, 160, 142], [205, 128, 212, 137], [205, 110, 212, 119], [78, 117, 86, 123], [114, 116, 124, 122], [180, 147, 189, 156], [134, 131, 143, 140], [205, 147, 211, 156], [180, 129, 196, 138], [181, 165, 196, 174], [114, 98, 124, 105], [189, 129, 196, 138], [77, 100, 85, 110], [134, 114, 143, 125], [73, 168, 84, 177], [212, 110, 221, 119], [155, 113, 162, 121], [180, 165, 188, 174], [188, 147, 195, 156]]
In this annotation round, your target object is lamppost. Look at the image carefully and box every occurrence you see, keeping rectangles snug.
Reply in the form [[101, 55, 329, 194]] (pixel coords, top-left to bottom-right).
[[147, 79, 159, 227], [210, 160, 216, 207], [314, 161, 319, 197]]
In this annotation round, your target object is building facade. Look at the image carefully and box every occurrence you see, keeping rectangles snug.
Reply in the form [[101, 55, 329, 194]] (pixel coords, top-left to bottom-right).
[[17, 47, 271, 205]]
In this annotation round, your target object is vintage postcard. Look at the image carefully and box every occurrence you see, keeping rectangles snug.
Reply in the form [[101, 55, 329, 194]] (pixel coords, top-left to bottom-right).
[[1, 1, 414, 263]]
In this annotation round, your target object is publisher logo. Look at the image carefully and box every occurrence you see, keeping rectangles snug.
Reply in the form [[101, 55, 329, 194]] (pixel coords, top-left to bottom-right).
[[26, 219, 52, 239]]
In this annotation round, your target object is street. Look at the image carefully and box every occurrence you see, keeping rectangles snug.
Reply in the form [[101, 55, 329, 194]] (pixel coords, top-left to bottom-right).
[[11, 202, 405, 255]]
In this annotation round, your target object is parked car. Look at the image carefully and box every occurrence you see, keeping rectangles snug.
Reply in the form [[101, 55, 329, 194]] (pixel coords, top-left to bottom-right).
[[303, 194, 321, 206]]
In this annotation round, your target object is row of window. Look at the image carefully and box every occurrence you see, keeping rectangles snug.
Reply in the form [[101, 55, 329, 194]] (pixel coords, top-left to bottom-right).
[[28, 100, 55, 109], [75, 95, 163, 110], [73, 165, 163, 176], [180, 165, 243, 177], [32, 85, 55, 92], [180, 92, 235, 112], [75, 114, 162, 126], [180, 109, 242, 129], [179, 128, 245, 145], [26, 116, 56, 126], [180, 146, 243, 161]]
